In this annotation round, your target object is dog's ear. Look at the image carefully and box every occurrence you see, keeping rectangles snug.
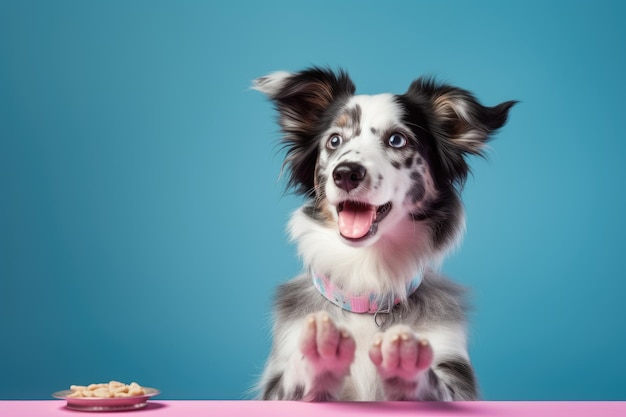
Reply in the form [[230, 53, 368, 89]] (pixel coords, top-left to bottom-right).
[[253, 67, 356, 195], [404, 78, 517, 186]]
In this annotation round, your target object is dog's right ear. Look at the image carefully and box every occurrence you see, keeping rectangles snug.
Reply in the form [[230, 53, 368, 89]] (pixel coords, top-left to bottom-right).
[[253, 67, 356, 194], [253, 67, 356, 137], [252, 71, 293, 98]]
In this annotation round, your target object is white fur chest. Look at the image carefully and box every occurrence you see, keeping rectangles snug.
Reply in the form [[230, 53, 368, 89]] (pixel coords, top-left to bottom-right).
[[337, 313, 384, 400]]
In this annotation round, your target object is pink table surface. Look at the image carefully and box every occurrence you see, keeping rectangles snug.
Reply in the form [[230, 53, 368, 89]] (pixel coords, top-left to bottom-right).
[[1, 400, 625, 416]]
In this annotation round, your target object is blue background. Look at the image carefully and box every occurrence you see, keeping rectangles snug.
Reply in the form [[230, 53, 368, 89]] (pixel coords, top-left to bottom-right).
[[1, 0, 625, 400]]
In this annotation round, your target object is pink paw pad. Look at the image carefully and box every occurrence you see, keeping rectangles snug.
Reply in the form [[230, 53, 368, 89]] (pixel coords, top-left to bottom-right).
[[299, 313, 356, 375], [368, 327, 433, 381]]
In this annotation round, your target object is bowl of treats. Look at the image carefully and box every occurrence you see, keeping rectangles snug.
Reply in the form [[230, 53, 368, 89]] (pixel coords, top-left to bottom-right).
[[52, 380, 159, 411]]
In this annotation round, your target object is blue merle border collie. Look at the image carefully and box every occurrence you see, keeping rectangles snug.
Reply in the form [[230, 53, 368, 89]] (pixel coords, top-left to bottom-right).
[[253, 67, 515, 401]]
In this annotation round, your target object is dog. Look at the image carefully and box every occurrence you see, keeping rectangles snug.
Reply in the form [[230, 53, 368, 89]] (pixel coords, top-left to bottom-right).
[[252, 67, 515, 401]]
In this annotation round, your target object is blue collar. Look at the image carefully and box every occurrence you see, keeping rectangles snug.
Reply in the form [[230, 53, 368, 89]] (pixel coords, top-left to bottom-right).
[[311, 271, 422, 314]]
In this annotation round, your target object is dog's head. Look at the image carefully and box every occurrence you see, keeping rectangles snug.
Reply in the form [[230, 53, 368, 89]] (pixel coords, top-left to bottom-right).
[[254, 67, 515, 255]]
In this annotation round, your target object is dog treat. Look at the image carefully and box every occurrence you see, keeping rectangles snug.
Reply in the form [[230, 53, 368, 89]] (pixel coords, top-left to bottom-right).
[[66, 381, 146, 398]]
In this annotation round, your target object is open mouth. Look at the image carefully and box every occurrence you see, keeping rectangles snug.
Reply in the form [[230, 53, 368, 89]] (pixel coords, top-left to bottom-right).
[[337, 201, 392, 241]]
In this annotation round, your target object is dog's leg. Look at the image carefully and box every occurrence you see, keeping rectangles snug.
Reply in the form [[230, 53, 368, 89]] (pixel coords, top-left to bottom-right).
[[262, 312, 356, 401], [369, 324, 477, 401], [295, 312, 356, 400]]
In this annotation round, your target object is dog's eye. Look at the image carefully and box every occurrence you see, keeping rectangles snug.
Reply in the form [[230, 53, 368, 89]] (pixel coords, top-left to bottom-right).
[[327, 135, 344, 150], [388, 133, 407, 148]]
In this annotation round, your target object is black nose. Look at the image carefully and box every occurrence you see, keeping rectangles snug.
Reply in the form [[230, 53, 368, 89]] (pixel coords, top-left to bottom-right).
[[333, 162, 367, 192]]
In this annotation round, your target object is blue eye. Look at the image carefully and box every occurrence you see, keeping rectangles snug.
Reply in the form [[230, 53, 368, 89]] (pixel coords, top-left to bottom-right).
[[388, 133, 407, 148], [327, 134, 343, 149]]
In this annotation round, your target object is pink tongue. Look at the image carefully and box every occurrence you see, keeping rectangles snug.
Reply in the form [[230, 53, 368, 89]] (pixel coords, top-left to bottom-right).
[[338, 202, 376, 239]]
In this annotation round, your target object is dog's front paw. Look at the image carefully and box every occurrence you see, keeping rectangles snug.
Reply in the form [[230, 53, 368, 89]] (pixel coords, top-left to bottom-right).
[[299, 312, 356, 377], [368, 325, 433, 383]]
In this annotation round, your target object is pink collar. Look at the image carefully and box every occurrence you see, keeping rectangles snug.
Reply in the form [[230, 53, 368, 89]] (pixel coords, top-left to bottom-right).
[[311, 271, 423, 314]]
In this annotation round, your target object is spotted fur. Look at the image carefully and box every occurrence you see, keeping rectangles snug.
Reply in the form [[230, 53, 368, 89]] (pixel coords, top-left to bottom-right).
[[253, 67, 515, 401]]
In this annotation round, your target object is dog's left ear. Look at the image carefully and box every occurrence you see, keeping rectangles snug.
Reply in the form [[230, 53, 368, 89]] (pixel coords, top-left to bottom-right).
[[253, 67, 356, 195], [404, 78, 517, 185]]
